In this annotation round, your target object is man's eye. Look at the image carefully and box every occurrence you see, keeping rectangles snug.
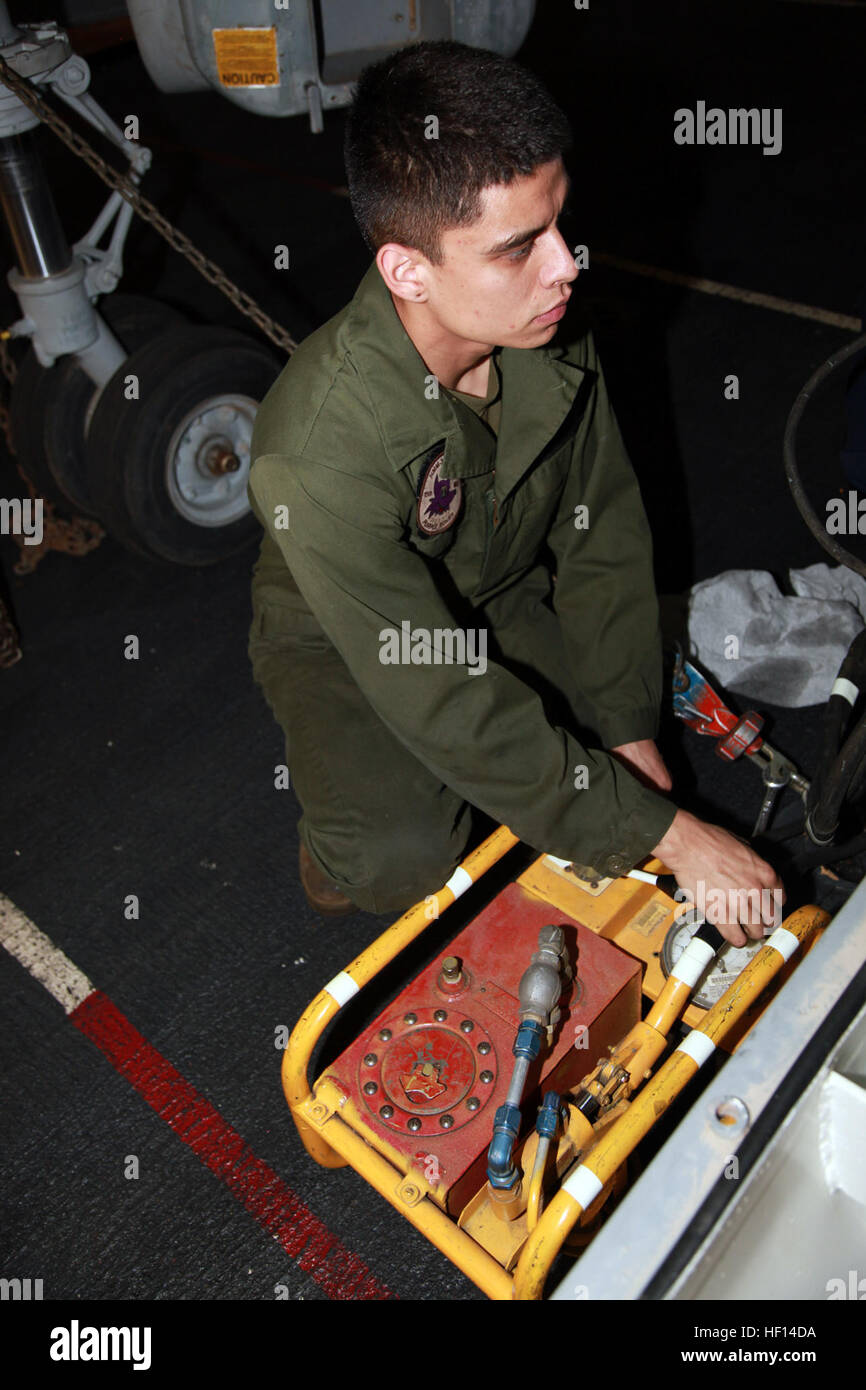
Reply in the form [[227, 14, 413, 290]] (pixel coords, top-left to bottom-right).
[[508, 243, 533, 261]]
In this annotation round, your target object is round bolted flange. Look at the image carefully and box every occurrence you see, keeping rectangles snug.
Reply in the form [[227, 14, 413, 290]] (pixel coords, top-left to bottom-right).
[[359, 1006, 497, 1138]]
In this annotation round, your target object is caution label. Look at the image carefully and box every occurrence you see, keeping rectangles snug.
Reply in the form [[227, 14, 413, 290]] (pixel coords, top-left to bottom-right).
[[213, 27, 279, 88], [629, 900, 672, 938]]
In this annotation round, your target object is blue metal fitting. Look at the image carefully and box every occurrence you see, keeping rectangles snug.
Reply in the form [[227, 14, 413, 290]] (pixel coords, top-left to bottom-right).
[[513, 1018, 544, 1061], [487, 1102, 522, 1189], [536, 1090, 561, 1140]]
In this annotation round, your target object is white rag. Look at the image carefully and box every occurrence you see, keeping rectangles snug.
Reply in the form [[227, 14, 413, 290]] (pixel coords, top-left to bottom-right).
[[687, 562, 866, 707]]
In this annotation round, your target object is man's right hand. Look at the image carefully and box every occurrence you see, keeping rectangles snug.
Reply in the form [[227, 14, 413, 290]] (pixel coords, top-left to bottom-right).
[[652, 809, 785, 947]]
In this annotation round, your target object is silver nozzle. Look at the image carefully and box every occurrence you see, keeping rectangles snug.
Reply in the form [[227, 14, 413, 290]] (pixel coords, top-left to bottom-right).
[[518, 925, 569, 1025]]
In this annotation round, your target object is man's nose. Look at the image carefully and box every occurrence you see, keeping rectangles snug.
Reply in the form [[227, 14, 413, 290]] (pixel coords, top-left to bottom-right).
[[541, 227, 579, 286]]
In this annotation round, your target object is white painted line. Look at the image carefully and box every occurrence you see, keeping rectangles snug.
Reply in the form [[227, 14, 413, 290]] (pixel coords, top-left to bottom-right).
[[563, 1163, 604, 1210], [676, 1030, 717, 1068], [445, 865, 473, 899], [0, 894, 94, 1013], [832, 677, 859, 707], [593, 252, 861, 332], [323, 970, 359, 1007], [766, 925, 800, 963], [671, 935, 717, 987]]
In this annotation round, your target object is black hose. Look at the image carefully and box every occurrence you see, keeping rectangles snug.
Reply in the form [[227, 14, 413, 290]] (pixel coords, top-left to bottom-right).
[[794, 830, 866, 872], [808, 628, 866, 821], [807, 708, 866, 842], [783, 331, 866, 578]]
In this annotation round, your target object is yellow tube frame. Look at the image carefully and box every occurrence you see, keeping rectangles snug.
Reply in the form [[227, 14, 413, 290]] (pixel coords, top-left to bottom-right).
[[282, 828, 828, 1300]]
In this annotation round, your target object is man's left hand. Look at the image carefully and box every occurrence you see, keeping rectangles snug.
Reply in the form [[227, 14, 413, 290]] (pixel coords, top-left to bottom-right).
[[609, 739, 673, 793]]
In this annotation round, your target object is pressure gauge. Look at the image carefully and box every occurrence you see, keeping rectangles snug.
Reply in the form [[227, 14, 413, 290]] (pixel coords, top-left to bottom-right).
[[660, 915, 765, 1010]]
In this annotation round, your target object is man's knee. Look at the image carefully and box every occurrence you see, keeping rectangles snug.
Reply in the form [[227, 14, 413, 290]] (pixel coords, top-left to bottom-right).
[[305, 811, 471, 916]]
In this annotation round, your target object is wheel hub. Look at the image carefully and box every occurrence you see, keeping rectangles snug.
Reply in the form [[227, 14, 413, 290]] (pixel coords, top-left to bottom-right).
[[166, 394, 257, 526]]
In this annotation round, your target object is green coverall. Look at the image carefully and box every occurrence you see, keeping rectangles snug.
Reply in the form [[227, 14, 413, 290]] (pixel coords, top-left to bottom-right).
[[247, 261, 677, 913]]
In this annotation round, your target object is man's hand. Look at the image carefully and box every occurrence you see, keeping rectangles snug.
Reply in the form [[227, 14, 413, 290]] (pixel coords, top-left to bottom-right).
[[653, 809, 785, 947], [610, 739, 673, 793]]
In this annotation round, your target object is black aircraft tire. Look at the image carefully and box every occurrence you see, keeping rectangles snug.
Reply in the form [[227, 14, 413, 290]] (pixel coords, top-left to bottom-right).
[[9, 294, 186, 517], [9, 347, 68, 507], [85, 325, 281, 566]]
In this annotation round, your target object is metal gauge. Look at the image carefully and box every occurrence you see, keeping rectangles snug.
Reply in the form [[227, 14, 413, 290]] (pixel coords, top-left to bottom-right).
[[660, 915, 765, 1010]]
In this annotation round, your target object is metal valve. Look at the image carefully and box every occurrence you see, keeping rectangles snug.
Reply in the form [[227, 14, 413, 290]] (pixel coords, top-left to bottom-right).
[[518, 924, 573, 1027]]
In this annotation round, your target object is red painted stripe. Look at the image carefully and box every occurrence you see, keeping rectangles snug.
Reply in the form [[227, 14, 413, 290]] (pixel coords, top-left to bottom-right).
[[70, 989, 396, 1301]]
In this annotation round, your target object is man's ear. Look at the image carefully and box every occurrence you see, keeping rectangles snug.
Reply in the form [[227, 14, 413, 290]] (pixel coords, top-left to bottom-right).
[[376, 243, 430, 304]]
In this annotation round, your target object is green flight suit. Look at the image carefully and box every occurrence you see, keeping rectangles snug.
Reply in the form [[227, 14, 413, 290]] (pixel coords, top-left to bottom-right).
[[247, 261, 676, 913]]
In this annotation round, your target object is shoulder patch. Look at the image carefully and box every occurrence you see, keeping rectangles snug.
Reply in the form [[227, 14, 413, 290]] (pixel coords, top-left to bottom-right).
[[417, 451, 463, 535]]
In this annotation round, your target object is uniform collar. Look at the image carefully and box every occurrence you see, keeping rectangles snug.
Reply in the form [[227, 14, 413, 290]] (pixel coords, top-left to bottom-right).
[[347, 260, 590, 497]]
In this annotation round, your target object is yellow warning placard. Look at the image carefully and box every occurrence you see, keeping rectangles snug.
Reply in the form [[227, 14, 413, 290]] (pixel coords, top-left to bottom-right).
[[213, 28, 279, 88]]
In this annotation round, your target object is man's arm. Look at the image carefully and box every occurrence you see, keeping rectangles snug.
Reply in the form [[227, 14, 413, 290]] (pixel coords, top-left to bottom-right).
[[545, 338, 784, 943], [545, 332, 664, 750]]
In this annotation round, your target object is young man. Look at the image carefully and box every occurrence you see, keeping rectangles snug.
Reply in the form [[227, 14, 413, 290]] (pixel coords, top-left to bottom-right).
[[247, 40, 782, 944]]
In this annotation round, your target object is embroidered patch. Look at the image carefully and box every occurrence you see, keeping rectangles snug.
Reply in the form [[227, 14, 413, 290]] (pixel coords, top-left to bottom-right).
[[417, 452, 462, 535]]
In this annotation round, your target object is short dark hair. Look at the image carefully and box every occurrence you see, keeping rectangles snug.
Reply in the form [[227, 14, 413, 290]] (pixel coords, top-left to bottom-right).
[[344, 40, 571, 265]]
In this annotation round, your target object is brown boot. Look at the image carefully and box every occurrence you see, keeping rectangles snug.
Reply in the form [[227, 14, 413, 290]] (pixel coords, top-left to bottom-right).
[[298, 843, 355, 917]]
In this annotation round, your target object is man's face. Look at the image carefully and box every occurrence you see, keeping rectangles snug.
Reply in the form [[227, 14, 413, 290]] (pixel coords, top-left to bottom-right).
[[420, 158, 578, 351]]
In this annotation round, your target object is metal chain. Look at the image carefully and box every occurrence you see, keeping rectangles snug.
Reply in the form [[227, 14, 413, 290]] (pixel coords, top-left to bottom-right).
[[0, 51, 298, 356], [0, 589, 21, 664]]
